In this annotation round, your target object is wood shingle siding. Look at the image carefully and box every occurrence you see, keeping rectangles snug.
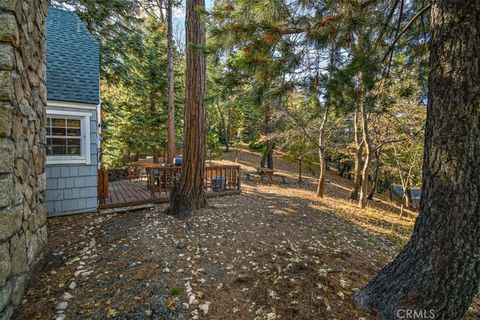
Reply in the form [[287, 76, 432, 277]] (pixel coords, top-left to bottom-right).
[[45, 107, 98, 217]]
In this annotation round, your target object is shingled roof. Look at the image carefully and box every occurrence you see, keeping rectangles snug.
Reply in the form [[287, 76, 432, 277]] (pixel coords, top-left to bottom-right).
[[46, 7, 100, 105]]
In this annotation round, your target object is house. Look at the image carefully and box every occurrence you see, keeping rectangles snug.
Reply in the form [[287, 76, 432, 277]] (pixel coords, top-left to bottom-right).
[[392, 184, 421, 208], [45, 7, 101, 217]]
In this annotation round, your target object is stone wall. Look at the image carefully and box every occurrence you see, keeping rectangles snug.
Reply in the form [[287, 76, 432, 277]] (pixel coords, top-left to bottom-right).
[[0, 0, 48, 319]]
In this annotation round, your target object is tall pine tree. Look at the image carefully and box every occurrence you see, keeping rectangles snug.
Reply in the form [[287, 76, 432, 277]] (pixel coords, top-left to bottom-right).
[[355, 1, 480, 318]]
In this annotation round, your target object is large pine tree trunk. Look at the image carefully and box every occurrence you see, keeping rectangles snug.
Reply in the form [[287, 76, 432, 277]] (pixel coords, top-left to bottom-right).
[[167, 0, 207, 220], [355, 2, 480, 318], [166, 0, 176, 164]]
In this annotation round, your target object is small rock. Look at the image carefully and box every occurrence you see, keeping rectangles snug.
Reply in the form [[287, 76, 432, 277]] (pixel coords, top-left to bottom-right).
[[69, 281, 76, 290], [176, 241, 188, 250], [266, 312, 277, 320], [269, 290, 278, 300], [340, 279, 349, 288], [145, 310, 152, 316], [56, 302, 68, 310], [182, 303, 189, 310], [199, 302, 210, 315], [62, 292, 73, 300]]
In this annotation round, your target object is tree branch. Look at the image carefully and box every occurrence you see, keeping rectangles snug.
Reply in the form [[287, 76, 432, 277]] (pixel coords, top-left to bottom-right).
[[382, 4, 431, 62]]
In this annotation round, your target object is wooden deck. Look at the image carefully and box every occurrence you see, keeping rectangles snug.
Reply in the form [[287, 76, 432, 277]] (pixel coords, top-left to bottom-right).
[[99, 179, 241, 209], [100, 180, 164, 209], [99, 165, 242, 209]]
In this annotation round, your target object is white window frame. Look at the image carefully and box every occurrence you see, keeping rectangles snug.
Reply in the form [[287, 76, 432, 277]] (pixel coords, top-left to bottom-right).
[[46, 109, 91, 165]]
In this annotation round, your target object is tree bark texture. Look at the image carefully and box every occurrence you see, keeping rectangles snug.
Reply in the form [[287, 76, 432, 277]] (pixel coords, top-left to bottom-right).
[[167, 0, 207, 220], [166, 0, 176, 164], [367, 149, 381, 200], [355, 2, 480, 318], [261, 141, 275, 170], [350, 110, 364, 200], [260, 101, 274, 169], [404, 184, 413, 209], [359, 100, 372, 209], [317, 101, 329, 198]]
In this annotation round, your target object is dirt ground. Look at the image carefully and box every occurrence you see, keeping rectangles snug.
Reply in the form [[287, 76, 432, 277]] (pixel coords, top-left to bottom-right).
[[13, 150, 480, 320]]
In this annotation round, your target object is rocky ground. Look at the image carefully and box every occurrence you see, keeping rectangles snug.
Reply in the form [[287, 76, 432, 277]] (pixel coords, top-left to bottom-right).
[[13, 150, 480, 320]]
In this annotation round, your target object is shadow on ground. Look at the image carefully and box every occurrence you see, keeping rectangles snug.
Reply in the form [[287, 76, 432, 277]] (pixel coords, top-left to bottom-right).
[[13, 150, 480, 320]]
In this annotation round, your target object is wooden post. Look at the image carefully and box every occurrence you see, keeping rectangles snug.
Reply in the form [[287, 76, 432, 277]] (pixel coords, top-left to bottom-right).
[[97, 169, 109, 204]]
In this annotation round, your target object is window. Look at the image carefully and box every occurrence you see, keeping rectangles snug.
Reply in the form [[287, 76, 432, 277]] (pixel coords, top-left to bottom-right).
[[46, 109, 91, 164], [47, 118, 82, 156]]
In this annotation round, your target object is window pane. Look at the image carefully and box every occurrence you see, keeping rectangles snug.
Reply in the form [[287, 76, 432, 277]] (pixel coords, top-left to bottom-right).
[[67, 119, 81, 128], [52, 127, 66, 136], [67, 138, 81, 146], [51, 146, 66, 155], [47, 138, 68, 155], [51, 118, 65, 127], [67, 146, 81, 155], [51, 138, 66, 146], [46, 127, 52, 135], [67, 139, 81, 155], [67, 128, 81, 136]]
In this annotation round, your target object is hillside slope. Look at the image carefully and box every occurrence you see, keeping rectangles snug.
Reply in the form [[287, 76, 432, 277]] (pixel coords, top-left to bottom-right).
[[14, 150, 479, 319]]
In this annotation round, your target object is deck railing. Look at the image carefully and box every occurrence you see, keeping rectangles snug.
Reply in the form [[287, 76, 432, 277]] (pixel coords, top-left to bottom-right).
[[98, 169, 109, 205], [145, 164, 241, 197], [98, 164, 242, 207]]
